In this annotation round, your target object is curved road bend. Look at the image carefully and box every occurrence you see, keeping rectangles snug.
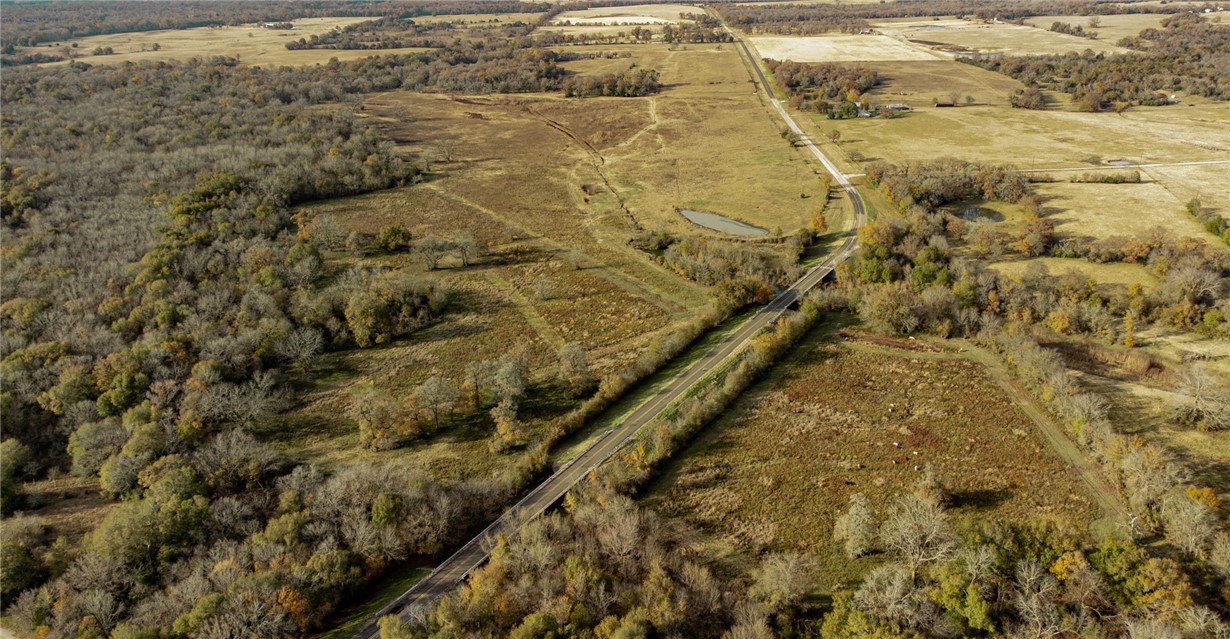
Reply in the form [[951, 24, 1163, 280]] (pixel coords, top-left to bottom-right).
[[353, 23, 867, 639]]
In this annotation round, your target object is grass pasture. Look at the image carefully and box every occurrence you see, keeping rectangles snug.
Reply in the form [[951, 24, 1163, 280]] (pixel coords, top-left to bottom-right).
[[1035, 181, 1211, 243], [1143, 163, 1230, 224], [801, 59, 1230, 247], [12, 17, 427, 67], [872, 17, 1129, 55], [1022, 13, 1169, 44], [645, 321, 1100, 587], [989, 257, 1158, 291]]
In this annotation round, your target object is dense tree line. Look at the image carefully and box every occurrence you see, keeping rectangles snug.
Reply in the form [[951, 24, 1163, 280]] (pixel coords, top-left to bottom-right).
[[713, 0, 1181, 36], [852, 161, 1228, 339], [766, 59, 880, 115], [561, 67, 661, 97], [966, 14, 1230, 110], [0, 0, 551, 49], [1049, 20, 1099, 39]]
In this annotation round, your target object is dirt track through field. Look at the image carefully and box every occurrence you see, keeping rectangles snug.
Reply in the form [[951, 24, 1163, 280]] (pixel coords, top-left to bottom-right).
[[522, 104, 643, 230]]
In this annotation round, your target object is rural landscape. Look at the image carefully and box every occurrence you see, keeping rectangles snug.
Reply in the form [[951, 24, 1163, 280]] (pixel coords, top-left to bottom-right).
[[0, 0, 1227, 638]]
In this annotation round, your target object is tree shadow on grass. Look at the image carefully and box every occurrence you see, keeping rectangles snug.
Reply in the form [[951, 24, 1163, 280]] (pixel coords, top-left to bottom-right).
[[950, 488, 1013, 511]]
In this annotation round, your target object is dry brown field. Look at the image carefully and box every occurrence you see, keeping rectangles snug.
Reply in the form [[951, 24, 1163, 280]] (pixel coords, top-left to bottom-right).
[[10, 17, 428, 67], [268, 41, 837, 476], [645, 322, 1102, 587]]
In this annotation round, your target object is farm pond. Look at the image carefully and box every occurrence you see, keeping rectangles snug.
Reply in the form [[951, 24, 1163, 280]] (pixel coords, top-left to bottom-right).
[[679, 209, 768, 237]]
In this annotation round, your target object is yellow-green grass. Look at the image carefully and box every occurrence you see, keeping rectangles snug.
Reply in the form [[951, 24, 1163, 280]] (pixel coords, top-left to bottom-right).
[[751, 34, 941, 62], [1143, 164, 1230, 224], [1035, 181, 1214, 243], [989, 257, 1158, 291], [13, 18, 433, 67], [872, 17, 1129, 55], [1022, 14, 1169, 43], [829, 100, 1230, 170], [829, 59, 1024, 109], [643, 321, 1100, 587]]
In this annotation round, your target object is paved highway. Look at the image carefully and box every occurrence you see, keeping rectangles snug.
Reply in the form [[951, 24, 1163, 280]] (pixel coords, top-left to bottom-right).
[[352, 22, 867, 639]]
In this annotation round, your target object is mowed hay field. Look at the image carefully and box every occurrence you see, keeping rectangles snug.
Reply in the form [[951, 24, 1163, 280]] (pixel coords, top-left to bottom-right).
[[644, 324, 1100, 587], [1035, 181, 1214, 243], [11, 17, 426, 67], [1144, 163, 1230, 223], [552, 4, 699, 24], [751, 34, 940, 62], [872, 18, 1129, 55]]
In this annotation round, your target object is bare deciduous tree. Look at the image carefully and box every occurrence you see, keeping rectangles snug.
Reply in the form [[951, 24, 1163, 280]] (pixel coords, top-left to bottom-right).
[[749, 553, 813, 614], [1162, 493, 1217, 558], [1170, 363, 1229, 431], [880, 493, 957, 579]]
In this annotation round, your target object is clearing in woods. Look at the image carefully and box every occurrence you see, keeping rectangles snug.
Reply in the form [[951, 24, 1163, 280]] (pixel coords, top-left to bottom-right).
[[550, 4, 700, 24], [1038, 335, 1230, 496], [266, 42, 831, 477], [644, 319, 1105, 588]]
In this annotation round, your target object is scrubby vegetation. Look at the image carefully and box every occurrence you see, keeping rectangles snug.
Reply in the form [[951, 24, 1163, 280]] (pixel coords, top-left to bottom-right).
[[967, 14, 1230, 110]]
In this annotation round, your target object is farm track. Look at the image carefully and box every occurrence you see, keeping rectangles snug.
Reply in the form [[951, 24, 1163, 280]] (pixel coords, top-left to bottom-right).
[[522, 105, 644, 231], [351, 19, 867, 638]]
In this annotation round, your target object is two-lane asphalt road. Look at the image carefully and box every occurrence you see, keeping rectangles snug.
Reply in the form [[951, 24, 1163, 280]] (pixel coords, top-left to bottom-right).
[[353, 23, 867, 639]]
